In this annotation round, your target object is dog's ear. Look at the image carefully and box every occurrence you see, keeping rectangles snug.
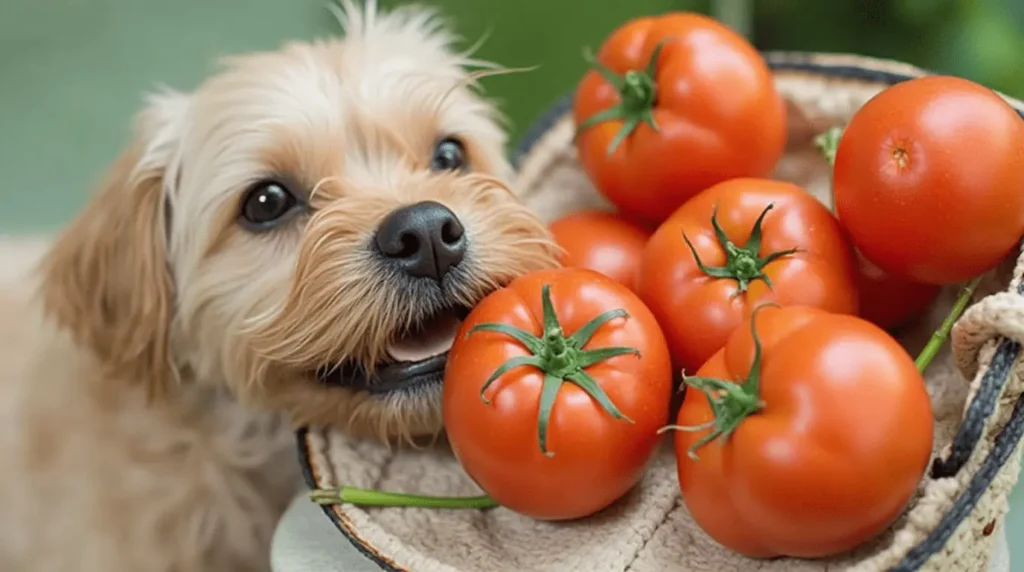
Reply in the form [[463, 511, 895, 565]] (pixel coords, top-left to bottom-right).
[[40, 92, 190, 399]]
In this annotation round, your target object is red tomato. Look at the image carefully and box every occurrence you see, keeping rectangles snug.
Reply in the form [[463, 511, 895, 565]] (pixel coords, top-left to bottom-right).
[[674, 305, 933, 558], [443, 268, 673, 520], [549, 210, 652, 291], [854, 250, 941, 331], [831, 75, 1024, 285], [572, 12, 787, 226], [636, 178, 859, 374]]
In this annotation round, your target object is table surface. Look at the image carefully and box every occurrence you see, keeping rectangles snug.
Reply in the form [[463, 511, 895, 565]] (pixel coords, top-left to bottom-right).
[[271, 496, 382, 572], [270, 487, 1020, 572]]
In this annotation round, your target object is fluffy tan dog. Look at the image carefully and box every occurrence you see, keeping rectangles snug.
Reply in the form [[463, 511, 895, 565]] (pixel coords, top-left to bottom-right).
[[0, 2, 558, 570]]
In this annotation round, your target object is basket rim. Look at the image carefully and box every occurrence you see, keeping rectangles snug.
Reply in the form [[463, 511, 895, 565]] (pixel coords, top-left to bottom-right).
[[296, 50, 1024, 572], [511, 51, 1024, 169]]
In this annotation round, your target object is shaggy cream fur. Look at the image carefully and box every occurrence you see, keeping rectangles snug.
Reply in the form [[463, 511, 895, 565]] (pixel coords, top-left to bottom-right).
[[0, 2, 557, 570]]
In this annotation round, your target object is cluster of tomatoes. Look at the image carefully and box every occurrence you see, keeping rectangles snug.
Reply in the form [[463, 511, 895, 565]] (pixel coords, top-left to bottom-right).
[[307, 10, 1024, 564], [438, 11, 1024, 560]]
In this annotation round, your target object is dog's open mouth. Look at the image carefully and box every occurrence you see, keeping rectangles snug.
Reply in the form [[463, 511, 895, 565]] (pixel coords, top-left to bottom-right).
[[316, 305, 472, 394]]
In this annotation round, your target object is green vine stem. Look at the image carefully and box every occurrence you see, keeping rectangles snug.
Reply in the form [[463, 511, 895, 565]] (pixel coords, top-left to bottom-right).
[[576, 41, 666, 155], [468, 283, 639, 456], [310, 486, 497, 509], [661, 305, 773, 460], [683, 204, 798, 292], [814, 125, 982, 374], [913, 276, 983, 372]]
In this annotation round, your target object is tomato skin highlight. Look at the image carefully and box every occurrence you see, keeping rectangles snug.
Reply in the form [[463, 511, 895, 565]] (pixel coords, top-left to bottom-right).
[[637, 178, 859, 374], [572, 12, 787, 226], [832, 75, 1024, 285], [674, 305, 934, 558], [549, 210, 652, 292], [443, 268, 673, 521]]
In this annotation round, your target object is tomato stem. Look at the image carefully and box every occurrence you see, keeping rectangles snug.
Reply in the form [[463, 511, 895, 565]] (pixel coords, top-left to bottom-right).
[[815, 126, 845, 167], [310, 486, 498, 509], [683, 204, 798, 292], [675, 304, 773, 460], [914, 276, 983, 373], [575, 41, 666, 155], [467, 284, 639, 456]]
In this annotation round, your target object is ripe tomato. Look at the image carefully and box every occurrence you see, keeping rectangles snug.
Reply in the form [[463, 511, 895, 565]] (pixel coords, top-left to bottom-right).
[[443, 267, 673, 520], [673, 305, 933, 558], [831, 75, 1024, 285], [572, 12, 787, 226], [636, 178, 858, 374], [854, 250, 941, 331], [549, 210, 651, 291]]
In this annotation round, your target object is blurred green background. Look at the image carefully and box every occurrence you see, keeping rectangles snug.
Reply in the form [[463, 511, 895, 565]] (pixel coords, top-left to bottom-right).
[[2, 0, 1023, 233], [0, 0, 1022, 566]]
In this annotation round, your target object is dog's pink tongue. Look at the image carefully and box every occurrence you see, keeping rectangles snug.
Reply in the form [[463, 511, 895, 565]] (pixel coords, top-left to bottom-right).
[[387, 313, 461, 363]]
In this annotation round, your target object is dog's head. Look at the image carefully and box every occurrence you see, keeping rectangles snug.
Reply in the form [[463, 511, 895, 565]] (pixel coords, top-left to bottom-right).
[[39, 1, 559, 442]]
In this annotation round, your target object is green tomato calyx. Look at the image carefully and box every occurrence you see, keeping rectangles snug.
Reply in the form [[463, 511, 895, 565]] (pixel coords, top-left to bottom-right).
[[683, 203, 799, 293], [815, 125, 844, 168], [663, 304, 774, 461], [467, 283, 639, 457], [575, 41, 668, 156]]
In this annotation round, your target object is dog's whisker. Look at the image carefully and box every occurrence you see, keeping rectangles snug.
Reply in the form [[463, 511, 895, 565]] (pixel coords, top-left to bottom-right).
[[465, 65, 541, 84], [459, 24, 493, 62], [431, 65, 537, 121], [309, 175, 344, 204]]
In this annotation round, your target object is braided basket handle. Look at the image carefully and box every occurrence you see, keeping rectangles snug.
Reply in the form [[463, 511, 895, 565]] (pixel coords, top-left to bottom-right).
[[897, 275, 1024, 569]]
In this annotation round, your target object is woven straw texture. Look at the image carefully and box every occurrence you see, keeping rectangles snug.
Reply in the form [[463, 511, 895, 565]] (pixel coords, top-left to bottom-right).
[[299, 52, 1024, 572]]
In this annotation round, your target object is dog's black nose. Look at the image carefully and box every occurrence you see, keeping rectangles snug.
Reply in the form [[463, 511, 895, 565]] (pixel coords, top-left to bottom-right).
[[375, 201, 467, 280]]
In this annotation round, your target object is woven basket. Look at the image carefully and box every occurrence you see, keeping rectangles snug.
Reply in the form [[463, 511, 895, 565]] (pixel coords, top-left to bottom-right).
[[298, 52, 1024, 571]]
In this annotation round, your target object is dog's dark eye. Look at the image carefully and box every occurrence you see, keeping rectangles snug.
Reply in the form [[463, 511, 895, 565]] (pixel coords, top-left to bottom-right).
[[431, 137, 467, 172], [240, 181, 299, 229]]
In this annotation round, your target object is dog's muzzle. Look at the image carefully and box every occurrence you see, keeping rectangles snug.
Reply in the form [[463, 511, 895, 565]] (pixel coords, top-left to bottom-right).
[[314, 202, 485, 395]]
